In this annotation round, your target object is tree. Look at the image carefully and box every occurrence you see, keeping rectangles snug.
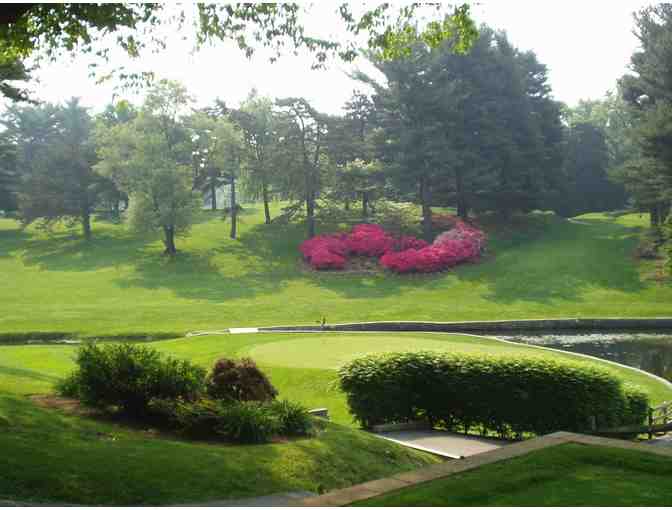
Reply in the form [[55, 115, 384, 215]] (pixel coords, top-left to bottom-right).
[[0, 4, 477, 101], [228, 91, 280, 225], [0, 53, 31, 103], [339, 159, 385, 219], [95, 81, 198, 254], [3, 98, 103, 239], [360, 26, 563, 230], [618, 4, 672, 225], [93, 100, 139, 218], [559, 120, 628, 217], [0, 140, 17, 212], [188, 111, 245, 238], [276, 98, 331, 239]]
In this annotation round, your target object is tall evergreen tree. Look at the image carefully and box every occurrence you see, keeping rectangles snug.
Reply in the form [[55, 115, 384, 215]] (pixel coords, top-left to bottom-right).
[[4, 99, 103, 239], [360, 25, 563, 230], [618, 4, 672, 225]]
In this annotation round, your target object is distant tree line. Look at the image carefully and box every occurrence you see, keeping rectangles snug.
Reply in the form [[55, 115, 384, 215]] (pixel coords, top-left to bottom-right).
[[3, 17, 670, 252]]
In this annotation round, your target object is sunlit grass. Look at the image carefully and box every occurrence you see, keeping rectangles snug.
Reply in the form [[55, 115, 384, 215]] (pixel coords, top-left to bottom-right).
[[0, 207, 669, 336]]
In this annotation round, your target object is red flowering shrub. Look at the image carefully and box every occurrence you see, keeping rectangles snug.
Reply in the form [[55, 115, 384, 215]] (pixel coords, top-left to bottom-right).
[[310, 247, 347, 269], [346, 224, 395, 257], [380, 220, 486, 274], [396, 235, 429, 251], [299, 234, 349, 269], [299, 221, 486, 273]]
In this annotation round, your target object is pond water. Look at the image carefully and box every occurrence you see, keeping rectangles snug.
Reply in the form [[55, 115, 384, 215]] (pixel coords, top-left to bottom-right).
[[499, 331, 672, 381]]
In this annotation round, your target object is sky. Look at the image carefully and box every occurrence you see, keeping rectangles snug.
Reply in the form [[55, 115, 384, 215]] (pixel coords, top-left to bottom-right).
[[11, 1, 651, 115]]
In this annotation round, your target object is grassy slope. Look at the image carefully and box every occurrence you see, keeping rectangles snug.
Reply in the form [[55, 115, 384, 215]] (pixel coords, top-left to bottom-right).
[[0, 394, 437, 506], [0, 207, 670, 335], [355, 443, 672, 506]]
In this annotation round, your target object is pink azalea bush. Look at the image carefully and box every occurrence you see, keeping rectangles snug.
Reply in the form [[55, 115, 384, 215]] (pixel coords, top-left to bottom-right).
[[299, 221, 486, 273], [346, 224, 395, 257], [381, 220, 486, 274]]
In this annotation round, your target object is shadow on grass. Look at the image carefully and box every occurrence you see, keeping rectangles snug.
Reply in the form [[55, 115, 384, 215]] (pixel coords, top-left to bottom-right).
[[114, 250, 289, 301], [0, 365, 59, 384], [0, 225, 31, 258], [3, 211, 654, 306]]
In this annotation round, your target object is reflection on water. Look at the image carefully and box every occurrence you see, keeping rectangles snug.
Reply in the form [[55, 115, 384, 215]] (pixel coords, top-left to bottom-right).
[[499, 332, 672, 381]]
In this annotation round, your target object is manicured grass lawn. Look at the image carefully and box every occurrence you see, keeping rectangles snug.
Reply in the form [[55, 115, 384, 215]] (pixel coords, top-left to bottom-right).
[[355, 443, 672, 506], [0, 207, 670, 336], [1, 332, 670, 504], [0, 394, 438, 506], [1, 206, 670, 505], [3, 333, 671, 425]]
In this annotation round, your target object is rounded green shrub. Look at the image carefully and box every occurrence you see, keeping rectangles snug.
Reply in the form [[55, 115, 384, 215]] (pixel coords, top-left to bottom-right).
[[59, 342, 206, 417], [338, 351, 650, 437]]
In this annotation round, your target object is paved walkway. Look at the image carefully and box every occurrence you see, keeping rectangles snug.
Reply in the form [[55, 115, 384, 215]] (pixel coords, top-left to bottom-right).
[[173, 491, 316, 507], [648, 434, 672, 448], [374, 429, 511, 459]]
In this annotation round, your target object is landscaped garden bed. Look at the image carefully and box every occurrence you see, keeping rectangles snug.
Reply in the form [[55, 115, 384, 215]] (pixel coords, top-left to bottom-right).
[[299, 217, 486, 274]]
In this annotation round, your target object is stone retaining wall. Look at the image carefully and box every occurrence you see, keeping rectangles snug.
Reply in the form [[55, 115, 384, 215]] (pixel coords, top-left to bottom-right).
[[260, 318, 672, 334]]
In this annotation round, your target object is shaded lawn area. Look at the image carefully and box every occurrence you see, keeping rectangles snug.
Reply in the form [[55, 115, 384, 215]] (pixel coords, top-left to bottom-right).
[[0, 209, 670, 336], [0, 395, 437, 506], [354, 443, 672, 506]]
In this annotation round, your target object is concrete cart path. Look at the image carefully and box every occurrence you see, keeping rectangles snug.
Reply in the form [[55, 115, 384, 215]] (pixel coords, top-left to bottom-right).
[[374, 430, 512, 459], [172, 491, 317, 507], [648, 434, 672, 448]]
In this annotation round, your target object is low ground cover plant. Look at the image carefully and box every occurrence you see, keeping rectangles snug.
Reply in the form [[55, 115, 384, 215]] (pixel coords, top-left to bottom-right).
[[338, 351, 649, 438], [57, 343, 314, 443], [299, 218, 486, 273]]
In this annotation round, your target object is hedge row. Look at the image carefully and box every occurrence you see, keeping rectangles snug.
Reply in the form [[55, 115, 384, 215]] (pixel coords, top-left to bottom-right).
[[338, 352, 649, 437]]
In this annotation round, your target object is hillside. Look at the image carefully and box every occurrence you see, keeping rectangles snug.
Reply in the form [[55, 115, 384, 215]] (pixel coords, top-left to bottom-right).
[[0, 206, 670, 336]]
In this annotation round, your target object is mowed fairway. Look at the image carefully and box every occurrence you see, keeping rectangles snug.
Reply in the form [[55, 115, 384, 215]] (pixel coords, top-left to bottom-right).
[[0, 206, 670, 336]]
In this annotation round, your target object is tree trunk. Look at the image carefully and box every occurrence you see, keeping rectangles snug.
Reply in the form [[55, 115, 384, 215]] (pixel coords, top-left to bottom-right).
[[306, 190, 316, 239], [163, 226, 176, 255], [420, 176, 433, 242], [362, 191, 369, 219], [230, 177, 237, 239], [651, 205, 660, 227], [344, 199, 350, 211], [112, 199, 120, 221], [660, 202, 670, 224], [456, 167, 468, 219], [262, 182, 271, 225], [82, 209, 91, 241], [211, 182, 217, 211]]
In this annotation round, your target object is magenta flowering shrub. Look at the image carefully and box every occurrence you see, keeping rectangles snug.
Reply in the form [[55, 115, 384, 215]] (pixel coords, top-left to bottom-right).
[[299, 221, 486, 273], [396, 235, 430, 251], [381, 220, 486, 274], [347, 224, 395, 257], [299, 234, 349, 269]]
